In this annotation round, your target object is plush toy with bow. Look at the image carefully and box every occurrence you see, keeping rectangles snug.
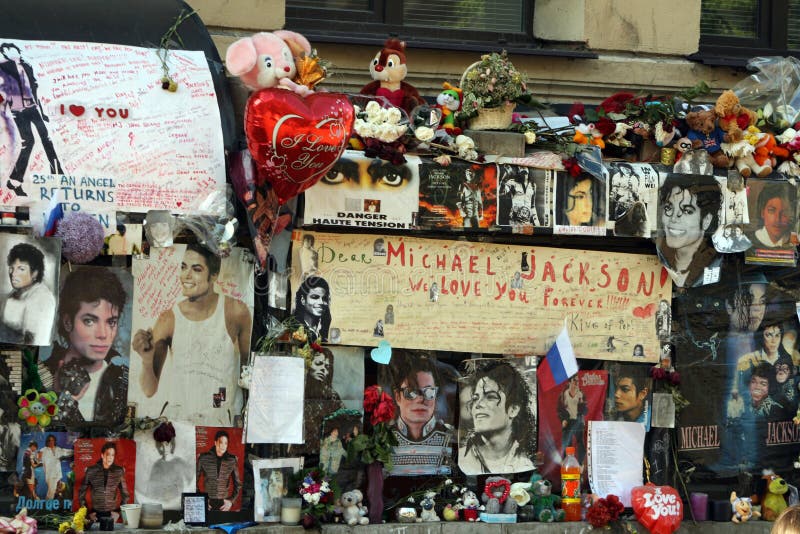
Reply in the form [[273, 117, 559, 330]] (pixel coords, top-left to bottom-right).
[[436, 82, 463, 135], [225, 31, 319, 95], [360, 38, 425, 116]]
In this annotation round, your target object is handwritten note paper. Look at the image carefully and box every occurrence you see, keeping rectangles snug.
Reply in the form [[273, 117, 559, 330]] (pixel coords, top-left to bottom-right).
[[246, 356, 304, 444], [0, 38, 225, 213], [587, 421, 645, 507]]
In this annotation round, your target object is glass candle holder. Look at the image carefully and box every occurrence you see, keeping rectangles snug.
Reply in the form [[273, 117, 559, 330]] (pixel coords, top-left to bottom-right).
[[281, 498, 302, 525]]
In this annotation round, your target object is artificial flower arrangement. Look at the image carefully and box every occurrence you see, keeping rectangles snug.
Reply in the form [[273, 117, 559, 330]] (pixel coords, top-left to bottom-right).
[[457, 50, 533, 122]]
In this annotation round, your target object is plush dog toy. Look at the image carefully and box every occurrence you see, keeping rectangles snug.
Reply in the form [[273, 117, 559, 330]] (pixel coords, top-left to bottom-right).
[[754, 471, 789, 521], [225, 31, 314, 95], [360, 38, 425, 116], [339, 489, 369, 526], [419, 491, 440, 522], [730, 491, 760, 523]]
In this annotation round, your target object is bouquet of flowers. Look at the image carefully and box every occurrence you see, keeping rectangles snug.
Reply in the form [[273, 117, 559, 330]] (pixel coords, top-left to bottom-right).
[[351, 99, 410, 165], [586, 495, 636, 532], [347, 385, 398, 468], [293, 468, 337, 527]]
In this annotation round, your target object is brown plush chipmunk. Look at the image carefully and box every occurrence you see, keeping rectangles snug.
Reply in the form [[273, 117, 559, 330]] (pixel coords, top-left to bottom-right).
[[360, 38, 424, 115]]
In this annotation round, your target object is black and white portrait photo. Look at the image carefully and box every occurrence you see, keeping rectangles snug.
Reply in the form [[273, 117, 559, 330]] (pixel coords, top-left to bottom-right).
[[0, 234, 60, 346], [252, 458, 302, 522], [497, 164, 553, 228], [607, 162, 658, 237], [458, 357, 537, 475], [712, 224, 752, 253], [655, 173, 723, 288], [134, 420, 194, 510]]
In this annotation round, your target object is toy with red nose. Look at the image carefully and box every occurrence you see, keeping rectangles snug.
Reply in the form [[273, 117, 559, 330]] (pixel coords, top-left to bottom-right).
[[360, 37, 424, 116]]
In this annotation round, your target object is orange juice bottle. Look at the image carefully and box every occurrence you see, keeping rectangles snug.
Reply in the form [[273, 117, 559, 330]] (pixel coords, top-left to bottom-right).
[[561, 446, 582, 521]]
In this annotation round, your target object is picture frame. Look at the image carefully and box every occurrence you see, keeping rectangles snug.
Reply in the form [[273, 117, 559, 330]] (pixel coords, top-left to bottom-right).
[[182, 492, 208, 526]]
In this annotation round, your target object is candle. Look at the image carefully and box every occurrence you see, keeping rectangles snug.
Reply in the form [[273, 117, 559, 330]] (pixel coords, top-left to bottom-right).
[[281, 498, 302, 525], [690, 492, 708, 521]]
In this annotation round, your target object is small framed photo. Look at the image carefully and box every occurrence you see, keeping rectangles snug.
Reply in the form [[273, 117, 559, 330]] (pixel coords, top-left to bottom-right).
[[182, 492, 208, 526]]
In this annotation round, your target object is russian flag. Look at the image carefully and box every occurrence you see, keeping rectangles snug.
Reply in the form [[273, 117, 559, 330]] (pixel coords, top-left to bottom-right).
[[42, 191, 64, 237], [539, 325, 578, 391]]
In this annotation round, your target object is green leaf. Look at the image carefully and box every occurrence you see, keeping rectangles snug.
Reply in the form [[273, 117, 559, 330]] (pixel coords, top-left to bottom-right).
[[584, 108, 600, 122]]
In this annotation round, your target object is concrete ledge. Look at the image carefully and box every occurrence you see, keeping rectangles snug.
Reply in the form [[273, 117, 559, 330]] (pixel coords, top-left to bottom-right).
[[92, 519, 773, 533]]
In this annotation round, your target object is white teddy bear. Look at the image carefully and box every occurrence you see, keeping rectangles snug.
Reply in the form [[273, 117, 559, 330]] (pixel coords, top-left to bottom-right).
[[339, 489, 369, 526]]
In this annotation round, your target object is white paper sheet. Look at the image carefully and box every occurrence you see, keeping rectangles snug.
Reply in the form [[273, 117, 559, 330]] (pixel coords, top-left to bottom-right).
[[587, 420, 645, 507], [246, 356, 304, 444]]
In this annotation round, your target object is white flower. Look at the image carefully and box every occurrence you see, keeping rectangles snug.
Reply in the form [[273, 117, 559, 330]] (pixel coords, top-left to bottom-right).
[[321, 482, 331, 493], [303, 493, 313, 504], [407, 496, 415, 503], [310, 493, 321, 505], [434, 154, 451, 166], [386, 107, 403, 124], [415, 126, 435, 142], [509, 483, 531, 506], [524, 130, 537, 144], [365, 100, 381, 116]]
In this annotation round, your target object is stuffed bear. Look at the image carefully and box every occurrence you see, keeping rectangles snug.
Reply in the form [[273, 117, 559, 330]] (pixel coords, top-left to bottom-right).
[[715, 90, 757, 143], [482, 477, 517, 515], [225, 31, 314, 95], [436, 82, 463, 135], [339, 489, 369, 526], [360, 38, 425, 116], [530, 477, 565, 522], [684, 110, 730, 168]]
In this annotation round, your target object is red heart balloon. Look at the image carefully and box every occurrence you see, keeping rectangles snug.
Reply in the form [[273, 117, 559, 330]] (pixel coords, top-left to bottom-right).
[[245, 88, 354, 204], [631, 484, 683, 534]]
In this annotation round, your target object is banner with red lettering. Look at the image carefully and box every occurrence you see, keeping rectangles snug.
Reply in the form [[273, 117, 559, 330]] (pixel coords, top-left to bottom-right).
[[290, 231, 669, 359], [674, 257, 800, 492]]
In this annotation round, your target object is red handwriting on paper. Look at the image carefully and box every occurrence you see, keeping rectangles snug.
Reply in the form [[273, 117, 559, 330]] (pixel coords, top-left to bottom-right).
[[135, 248, 182, 320]]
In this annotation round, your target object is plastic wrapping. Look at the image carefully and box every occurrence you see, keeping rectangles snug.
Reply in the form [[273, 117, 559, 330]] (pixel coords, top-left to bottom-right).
[[732, 56, 800, 128], [175, 186, 238, 257]]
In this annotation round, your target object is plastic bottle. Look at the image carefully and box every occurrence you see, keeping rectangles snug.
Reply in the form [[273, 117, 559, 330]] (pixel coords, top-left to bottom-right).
[[561, 446, 582, 521]]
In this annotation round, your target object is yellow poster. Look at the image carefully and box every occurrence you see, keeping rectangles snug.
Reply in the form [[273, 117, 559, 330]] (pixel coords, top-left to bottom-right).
[[291, 231, 670, 362]]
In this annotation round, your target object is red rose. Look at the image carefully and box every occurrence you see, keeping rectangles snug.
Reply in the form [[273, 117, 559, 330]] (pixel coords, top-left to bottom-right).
[[650, 367, 667, 380], [600, 92, 636, 114], [371, 395, 396, 425], [153, 421, 176, 443], [595, 116, 616, 137], [669, 371, 681, 385], [310, 342, 324, 353], [363, 385, 381, 413]]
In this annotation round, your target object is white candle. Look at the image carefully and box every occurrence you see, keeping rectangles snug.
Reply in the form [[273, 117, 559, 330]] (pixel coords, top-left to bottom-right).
[[281, 499, 302, 525]]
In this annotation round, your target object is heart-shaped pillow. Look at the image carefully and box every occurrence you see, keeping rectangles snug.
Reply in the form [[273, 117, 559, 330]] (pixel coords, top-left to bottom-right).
[[631, 484, 683, 534], [245, 88, 354, 204]]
